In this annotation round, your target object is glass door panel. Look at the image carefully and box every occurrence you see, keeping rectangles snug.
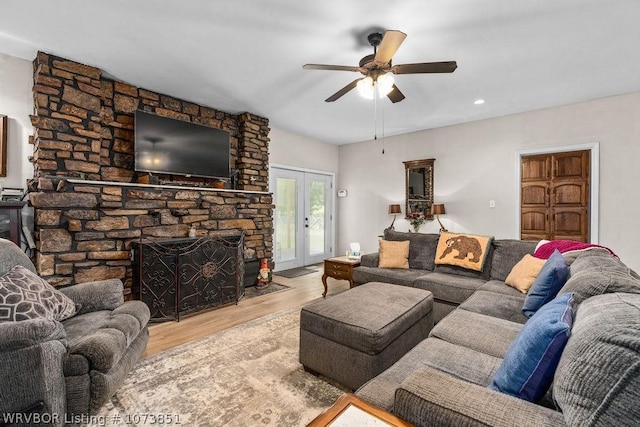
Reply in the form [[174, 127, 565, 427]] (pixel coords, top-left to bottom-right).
[[305, 173, 332, 265], [271, 167, 333, 271], [275, 177, 298, 263]]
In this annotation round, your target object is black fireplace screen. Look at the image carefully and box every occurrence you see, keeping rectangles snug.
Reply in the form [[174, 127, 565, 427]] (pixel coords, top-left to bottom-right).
[[133, 235, 245, 321]]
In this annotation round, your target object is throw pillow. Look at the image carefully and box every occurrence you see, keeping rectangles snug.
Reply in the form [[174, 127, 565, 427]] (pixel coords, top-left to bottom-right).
[[434, 232, 493, 272], [489, 292, 575, 402], [0, 265, 77, 322], [378, 240, 410, 269], [505, 254, 546, 293], [522, 250, 569, 317]]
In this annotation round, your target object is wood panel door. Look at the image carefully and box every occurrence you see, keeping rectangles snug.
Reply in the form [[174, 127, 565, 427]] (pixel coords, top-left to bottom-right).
[[520, 150, 590, 242]]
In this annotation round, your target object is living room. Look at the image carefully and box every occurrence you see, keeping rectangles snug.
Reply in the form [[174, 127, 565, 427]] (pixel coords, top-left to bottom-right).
[[1, 1, 639, 426]]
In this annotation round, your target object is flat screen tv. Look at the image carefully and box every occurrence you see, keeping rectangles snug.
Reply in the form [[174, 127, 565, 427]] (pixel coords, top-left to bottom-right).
[[134, 110, 230, 179]]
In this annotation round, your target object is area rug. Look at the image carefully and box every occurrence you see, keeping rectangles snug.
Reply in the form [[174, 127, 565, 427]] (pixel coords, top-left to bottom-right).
[[243, 282, 290, 299], [92, 308, 344, 426], [275, 267, 319, 278]]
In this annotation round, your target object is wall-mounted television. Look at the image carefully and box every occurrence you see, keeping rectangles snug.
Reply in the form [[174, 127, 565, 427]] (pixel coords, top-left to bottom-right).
[[134, 110, 230, 179]]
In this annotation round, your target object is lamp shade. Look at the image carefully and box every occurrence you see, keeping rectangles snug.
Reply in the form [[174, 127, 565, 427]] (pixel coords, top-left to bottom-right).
[[388, 204, 402, 214], [432, 203, 446, 215]]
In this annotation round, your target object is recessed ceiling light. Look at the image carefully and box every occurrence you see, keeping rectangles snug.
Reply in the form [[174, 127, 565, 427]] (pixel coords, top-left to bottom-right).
[[474, 99, 485, 105]]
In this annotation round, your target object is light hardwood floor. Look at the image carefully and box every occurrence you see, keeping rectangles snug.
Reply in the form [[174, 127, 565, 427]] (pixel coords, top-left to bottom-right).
[[144, 266, 351, 356]]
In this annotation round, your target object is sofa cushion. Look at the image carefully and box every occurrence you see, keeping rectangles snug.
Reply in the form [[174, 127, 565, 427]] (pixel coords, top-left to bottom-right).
[[489, 292, 575, 402], [435, 232, 493, 272], [522, 249, 569, 318], [477, 280, 528, 298], [505, 254, 546, 293], [356, 337, 503, 411], [0, 265, 77, 322], [459, 291, 529, 324], [384, 229, 439, 271], [559, 264, 640, 304], [352, 266, 427, 287], [378, 240, 410, 269], [413, 273, 486, 305], [359, 252, 379, 268], [569, 249, 625, 274], [490, 239, 537, 281], [430, 308, 523, 358], [553, 293, 640, 426]]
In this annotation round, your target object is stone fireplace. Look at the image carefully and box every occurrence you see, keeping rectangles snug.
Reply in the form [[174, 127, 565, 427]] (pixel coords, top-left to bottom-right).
[[28, 52, 273, 295]]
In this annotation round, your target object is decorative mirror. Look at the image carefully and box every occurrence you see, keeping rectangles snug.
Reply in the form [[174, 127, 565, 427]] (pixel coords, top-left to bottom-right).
[[403, 158, 434, 219]]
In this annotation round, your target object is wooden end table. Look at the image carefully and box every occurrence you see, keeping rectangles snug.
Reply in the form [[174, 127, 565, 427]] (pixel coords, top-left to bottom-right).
[[307, 393, 413, 426], [321, 256, 360, 297]]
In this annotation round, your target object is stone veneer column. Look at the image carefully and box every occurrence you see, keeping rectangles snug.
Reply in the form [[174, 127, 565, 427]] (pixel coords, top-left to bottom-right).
[[29, 52, 273, 291]]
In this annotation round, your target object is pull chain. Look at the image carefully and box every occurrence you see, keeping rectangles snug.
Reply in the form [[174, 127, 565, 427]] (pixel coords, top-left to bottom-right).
[[373, 88, 378, 142], [381, 95, 385, 154]]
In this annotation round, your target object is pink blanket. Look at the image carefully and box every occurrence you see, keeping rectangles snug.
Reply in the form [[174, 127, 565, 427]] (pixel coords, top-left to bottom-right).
[[534, 240, 617, 259]]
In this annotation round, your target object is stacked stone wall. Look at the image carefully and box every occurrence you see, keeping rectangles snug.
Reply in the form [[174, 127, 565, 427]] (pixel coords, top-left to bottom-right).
[[29, 52, 272, 291]]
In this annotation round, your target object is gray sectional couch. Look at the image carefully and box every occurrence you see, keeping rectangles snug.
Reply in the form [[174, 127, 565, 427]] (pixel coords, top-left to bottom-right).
[[351, 230, 640, 426]]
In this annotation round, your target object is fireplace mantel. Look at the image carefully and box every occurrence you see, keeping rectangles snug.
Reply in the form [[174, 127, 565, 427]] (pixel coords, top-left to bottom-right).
[[63, 178, 271, 195]]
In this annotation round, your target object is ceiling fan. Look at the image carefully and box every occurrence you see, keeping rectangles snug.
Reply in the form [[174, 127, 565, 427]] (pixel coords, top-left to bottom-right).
[[303, 30, 457, 103]]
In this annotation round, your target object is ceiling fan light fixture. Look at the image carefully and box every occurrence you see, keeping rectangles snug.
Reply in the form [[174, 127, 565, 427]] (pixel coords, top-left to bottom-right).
[[357, 74, 395, 100], [376, 73, 394, 97], [357, 76, 375, 99]]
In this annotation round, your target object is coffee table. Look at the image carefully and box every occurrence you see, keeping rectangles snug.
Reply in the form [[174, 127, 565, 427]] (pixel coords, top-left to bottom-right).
[[321, 256, 360, 297], [307, 393, 412, 426]]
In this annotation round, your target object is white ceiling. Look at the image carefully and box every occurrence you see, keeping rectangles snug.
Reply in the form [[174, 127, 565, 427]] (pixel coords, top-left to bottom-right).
[[1, 0, 639, 145]]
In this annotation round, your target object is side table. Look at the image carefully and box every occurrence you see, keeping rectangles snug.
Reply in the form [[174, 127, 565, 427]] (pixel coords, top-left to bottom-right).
[[307, 393, 412, 426], [321, 256, 360, 297], [0, 200, 26, 247]]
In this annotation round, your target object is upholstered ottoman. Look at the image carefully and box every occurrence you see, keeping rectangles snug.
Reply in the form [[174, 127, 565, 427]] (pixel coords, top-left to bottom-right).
[[299, 281, 434, 390]]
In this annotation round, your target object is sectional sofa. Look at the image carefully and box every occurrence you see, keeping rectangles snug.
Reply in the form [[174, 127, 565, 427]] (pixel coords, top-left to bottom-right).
[[350, 230, 640, 426], [354, 229, 538, 323]]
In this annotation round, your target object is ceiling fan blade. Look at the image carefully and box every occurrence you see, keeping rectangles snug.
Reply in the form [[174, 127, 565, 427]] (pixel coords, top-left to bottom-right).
[[391, 61, 458, 74], [387, 84, 406, 103], [303, 64, 362, 72], [374, 30, 407, 65], [325, 78, 362, 102]]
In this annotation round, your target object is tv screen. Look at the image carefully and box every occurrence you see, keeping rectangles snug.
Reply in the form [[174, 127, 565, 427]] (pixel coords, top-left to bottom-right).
[[134, 110, 230, 179]]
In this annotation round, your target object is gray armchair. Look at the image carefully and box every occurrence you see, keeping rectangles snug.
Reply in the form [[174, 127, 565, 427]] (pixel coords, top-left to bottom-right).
[[0, 238, 150, 425]]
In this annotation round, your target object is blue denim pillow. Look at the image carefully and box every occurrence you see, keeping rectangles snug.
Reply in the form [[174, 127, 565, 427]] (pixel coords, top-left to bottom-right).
[[489, 292, 574, 402], [522, 250, 569, 318]]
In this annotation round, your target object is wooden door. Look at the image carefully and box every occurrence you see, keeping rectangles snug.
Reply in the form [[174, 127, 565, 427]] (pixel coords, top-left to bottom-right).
[[521, 155, 551, 240], [520, 150, 590, 242]]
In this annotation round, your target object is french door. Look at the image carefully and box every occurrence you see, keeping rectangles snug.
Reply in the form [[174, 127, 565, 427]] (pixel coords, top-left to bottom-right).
[[271, 167, 333, 271]]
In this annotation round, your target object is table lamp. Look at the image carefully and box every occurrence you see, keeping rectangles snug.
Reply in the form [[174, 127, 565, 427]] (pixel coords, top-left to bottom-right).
[[432, 203, 448, 233], [388, 204, 402, 230]]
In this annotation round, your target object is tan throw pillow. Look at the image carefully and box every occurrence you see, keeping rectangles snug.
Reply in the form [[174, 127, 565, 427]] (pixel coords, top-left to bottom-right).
[[378, 239, 410, 269], [505, 254, 547, 293], [435, 232, 493, 272]]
